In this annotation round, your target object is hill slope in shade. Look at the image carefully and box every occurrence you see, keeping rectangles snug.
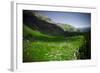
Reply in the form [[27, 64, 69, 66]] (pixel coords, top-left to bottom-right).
[[23, 10, 65, 36]]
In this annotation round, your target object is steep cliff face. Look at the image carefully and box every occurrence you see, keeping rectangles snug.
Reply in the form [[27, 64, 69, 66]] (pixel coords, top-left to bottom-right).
[[23, 10, 64, 36]]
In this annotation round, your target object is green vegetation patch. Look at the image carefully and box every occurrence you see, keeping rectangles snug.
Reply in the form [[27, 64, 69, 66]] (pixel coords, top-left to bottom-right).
[[23, 25, 85, 62]]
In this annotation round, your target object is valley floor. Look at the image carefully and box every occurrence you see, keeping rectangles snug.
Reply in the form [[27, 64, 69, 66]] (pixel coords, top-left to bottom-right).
[[23, 25, 90, 62]]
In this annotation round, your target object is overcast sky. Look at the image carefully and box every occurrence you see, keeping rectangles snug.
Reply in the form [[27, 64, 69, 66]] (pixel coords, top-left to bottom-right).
[[36, 10, 91, 28]]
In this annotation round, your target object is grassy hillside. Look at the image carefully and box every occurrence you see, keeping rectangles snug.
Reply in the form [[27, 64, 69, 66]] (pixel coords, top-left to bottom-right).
[[23, 25, 85, 62], [23, 10, 64, 36], [56, 23, 76, 32]]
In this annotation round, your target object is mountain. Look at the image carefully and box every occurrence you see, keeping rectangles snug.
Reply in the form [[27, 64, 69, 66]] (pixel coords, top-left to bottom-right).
[[56, 23, 77, 32], [77, 27, 91, 32], [23, 10, 64, 36]]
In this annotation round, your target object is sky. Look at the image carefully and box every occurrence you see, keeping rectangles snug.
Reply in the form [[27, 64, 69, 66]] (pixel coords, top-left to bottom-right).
[[36, 10, 91, 28]]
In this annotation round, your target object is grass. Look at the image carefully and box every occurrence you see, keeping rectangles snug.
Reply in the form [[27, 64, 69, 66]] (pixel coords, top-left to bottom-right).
[[23, 25, 86, 62]]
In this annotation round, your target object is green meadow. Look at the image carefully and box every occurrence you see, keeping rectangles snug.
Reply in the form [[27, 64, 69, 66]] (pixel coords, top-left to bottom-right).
[[23, 25, 88, 62]]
